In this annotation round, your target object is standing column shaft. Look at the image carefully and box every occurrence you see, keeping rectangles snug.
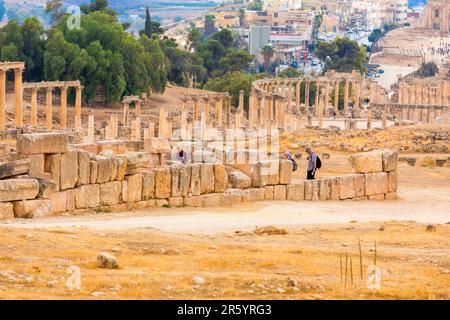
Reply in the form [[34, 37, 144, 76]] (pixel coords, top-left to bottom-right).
[[314, 81, 320, 114], [295, 80, 301, 112], [31, 88, 38, 127], [334, 81, 339, 115], [305, 81, 310, 108], [46, 88, 53, 130], [343, 80, 349, 116], [0, 70, 6, 130], [14, 68, 24, 128], [60, 87, 68, 129], [75, 86, 82, 128]]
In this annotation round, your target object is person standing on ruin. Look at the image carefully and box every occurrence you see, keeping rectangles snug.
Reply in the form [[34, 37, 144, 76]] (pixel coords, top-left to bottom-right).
[[305, 147, 318, 180]]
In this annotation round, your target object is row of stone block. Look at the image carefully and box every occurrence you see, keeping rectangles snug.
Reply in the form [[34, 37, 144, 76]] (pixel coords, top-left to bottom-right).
[[350, 149, 398, 174]]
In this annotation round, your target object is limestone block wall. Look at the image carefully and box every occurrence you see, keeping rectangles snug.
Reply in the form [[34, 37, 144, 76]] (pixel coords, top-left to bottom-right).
[[0, 133, 398, 220]]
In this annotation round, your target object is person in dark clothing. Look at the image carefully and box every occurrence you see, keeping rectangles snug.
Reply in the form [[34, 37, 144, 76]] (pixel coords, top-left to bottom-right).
[[305, 147, 317, 180]]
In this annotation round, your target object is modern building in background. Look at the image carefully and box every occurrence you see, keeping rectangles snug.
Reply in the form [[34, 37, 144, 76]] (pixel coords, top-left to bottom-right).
[[249, 25, 271, 56]]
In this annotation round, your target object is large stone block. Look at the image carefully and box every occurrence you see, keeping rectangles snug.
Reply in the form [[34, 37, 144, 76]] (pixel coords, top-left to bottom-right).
[[189, 164, 201, 196], [304, 180, 313, 200], [66, 189, 76, 211], [77, 151, 91, 186], [170, 166, 181, 197], [273, 185, 287, 200], [220, 189, 244, 205], [100, 181, 122, 206], [337, 175, 356, 200], [141, 170, 155, 200], [229, 170, 251, 189], [114, 157, 127, 181], [311, 180, 319, 201], [264, 186, 274, 200], [381, 149, 398, 172], [184, 195, 204, 207], [213, 164, 228, 193], [44, 154, 60, 190], [37, 179, 58, 199], [330, 177, 340, 200], [279, 160, 293, 185], [242, 188, 265, 202], [319, 178, 331, 200], [350, 151, 383, 174], [75, 184, 100, 209], [17, 133, 68, 155], [125, 174, 142, 203], [250, 162, 268, 188], [170, 165, 191, 197], [13, 199, 52, 218], [95, 156, 114, 184], [168, 197, 184, 207], [49, 191, 67, 213], [0, 203, 14, 220], [0, 179, 39, 202], [202, 193, 222, 207], [90, 160, 98, 184], [287, 182, 305, 201], [388, 171, 398, 193], [154, 167, 171, 199], [200, 164, 215, 194], [60, 151, 78, 190], [29, 154, 50, 180], [353, 174, 366, 197], [266, 161, 280, 185], [0, 159, 29, 179], [365, 172, 388, 196]]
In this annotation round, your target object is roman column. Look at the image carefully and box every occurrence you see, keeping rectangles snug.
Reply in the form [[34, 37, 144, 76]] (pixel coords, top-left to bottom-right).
[[0, 70, 6, 130], [305, 81, 310, 109], [46, 87, 53, 130], [30, 87, 38, 127], [295, 80, 301, 112], [14, 68, 24, 128], [314, 80, 320, 114], [324, 81, 330, 116], [60, 86, 68, 129], [334, 80, 339, 115], [75, 86, 82, 128], [343, 80, 349, 116]]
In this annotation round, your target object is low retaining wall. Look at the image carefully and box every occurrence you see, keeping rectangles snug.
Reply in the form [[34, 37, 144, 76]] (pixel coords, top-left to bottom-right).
[[0, 133, 398, 220]]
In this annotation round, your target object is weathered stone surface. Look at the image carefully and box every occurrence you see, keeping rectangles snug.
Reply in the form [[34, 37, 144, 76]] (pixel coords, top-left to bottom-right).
[[141, 170, 155, 200], [381, 149, 398, 172], [200, 164, 215, 194], [49, 191, 67, 213], [189, 164, 201, 196], [115, 157, 127, 181], [353, 174, 366, 197], [154, 167, 171, 199], [156, 199, 169, 207], [229, 170, 251, 189], [29, 154, 50, 180], [264, 186, 274, 200], [385, 192, 397, 200], [44, 154, 60, 190], [184, 195, 204, 207], [125, 174, 142, 203], [168, 197, 184, 207], [368, 194, 385, 200], [319, 178, 331, 200], [213, 164, 228, 193], [287, 182, 305, 201], [220, 189, 244, 205], [337, 175, 356, 200], [66, 189, 77, 211], [273, 185, 287, 200], [17, 133, 68, 155], [266, 161, 280, 185], [330, 177, 340, 200], [97, 252, 118, 269], [60, 151, 78, 190], [0, 203, 14, 220], [76, 151, 91, 186], [242, 188, 265, 202], [0, 159, 30, 179], [279, 160, 293, 185], [100, 181, 122, 206], [250, 162, 268, 188], [0, 179, 39, 202], [144, 137, 171, 153], [75, 184, 100, 209], [304, 181, 313, 200], [350, 151, 383, 173], [95, 156, 114, 184], [37, 179, 58, 199], [311, 180, 319, 201], [90, 160, 98, 184], [202, 193, 222, 207], [387, 171, 398, 193], [13, 199, 52, 218], [365, 172, 388, 196]]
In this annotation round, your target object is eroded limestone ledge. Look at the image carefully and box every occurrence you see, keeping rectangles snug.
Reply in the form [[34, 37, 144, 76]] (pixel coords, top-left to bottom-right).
[[0, 133, 398, 220]]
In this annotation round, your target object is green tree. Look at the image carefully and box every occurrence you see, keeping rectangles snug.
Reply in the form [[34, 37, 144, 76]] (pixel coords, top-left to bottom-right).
[[219, 50, 253, 74], [316, 37, 366, 74], [415, 62, 438, 78], [21, 17, 45, 81], [204, 15, 216, 36], [261, 44, 274, 72], [187, 27, 202, 52], [212, 29, 233, 48], [278, 67, 304, 78], [80, 0, 116, 16], [143, 6, 152, 39]]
